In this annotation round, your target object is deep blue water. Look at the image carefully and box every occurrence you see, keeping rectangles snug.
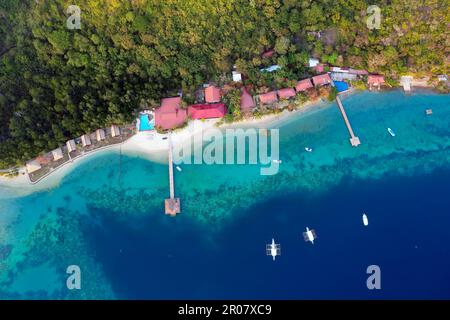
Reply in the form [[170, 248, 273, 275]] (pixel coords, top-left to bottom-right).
[[86, 167, 450, 299], [1, 90, 449, 299]]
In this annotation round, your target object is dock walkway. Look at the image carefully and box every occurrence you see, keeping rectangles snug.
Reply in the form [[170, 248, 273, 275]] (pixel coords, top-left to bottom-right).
[[336, 96, 361, 147], [165, 133, 180, 216]]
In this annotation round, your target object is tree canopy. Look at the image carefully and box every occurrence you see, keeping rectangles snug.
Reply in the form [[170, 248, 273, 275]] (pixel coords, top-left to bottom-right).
[[0, 0, 448, 167]]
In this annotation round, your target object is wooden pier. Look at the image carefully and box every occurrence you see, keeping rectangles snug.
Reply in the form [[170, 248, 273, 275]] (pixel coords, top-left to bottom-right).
[[165, 133, 180, 216], [336, 96, 361, 147]]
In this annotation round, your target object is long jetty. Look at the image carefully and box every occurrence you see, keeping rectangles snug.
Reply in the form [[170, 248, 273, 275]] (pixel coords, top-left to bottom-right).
[[336, 96, 361, 147], [164, 133, 180, 216]]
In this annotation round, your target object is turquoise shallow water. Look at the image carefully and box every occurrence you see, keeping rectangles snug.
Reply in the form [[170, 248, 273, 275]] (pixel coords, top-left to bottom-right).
[[0, 89, 449, 299]]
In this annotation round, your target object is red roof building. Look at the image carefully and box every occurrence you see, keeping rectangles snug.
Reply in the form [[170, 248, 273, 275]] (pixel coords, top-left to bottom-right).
[[295, 79, 314, 92], [368, 75, 385, 86], [204, 86, 221, 103], [349, 68, 369, 75], [188, 103, 227, 119], [240, 88, 255, 113], [262, 50, 275, 58], [277, 88, 296, 99], [259, 91, 278, 105], [155, 97, 187, 130], [315, 64, 325, 73], [312, 74, 332, 86]]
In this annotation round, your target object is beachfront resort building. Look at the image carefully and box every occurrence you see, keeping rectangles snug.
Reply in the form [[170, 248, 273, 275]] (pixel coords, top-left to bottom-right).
[[51, 148, 64, 161], [204, 85, 221, 103], [155, 96, 187, 130], [111, 125, 121, 137], [295, 79, 314, 92], [81, 134, 91, 147], [96, 129, 106, 141], [277, 88, 296, 100], [259, 91, 278, 105], [240, 88, 255, 114], [66, 139, 76, 153], [188, 103, 227, 119], [26, 159, 41, 174], [312, 74, 332, 86], [368, 75, 385, 90]]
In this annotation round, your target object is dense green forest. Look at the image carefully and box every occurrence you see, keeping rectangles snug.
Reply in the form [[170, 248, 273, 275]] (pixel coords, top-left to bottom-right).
[[0, 0, 448, 168]]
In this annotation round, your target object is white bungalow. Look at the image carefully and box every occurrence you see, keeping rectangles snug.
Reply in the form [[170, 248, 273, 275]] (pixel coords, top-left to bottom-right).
[[308, 58, 319, 68], [81, 134, 91, 147], [26, 159, 41, 174], [111, 125, 121, 137], [51, 148, 64, 161], [232, 71, 242, 82], [96, 129, 106, 141], [66, 139, 76, 153]]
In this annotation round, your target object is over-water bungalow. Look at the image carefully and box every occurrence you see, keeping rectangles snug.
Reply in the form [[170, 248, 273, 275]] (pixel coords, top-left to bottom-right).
[[81, 134, 91, 147], [312, 74, 332, 86], [51, 148, 64, 161], [188, 103, 227, 119], [155, 96, 187, 130], [66, 139, 76, 153], [277, 88, 296, 100], [204, 86, 221, 103], [259, 91, 278, 105], [240, 88, 255, 114], [96, 129, 106, 141], [295, 79, 314, 92]]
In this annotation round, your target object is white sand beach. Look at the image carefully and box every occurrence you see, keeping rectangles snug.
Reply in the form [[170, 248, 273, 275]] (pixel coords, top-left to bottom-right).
[[0, 99, 329, 197]]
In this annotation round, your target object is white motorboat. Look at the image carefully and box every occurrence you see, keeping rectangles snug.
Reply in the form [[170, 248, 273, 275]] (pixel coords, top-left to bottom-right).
[[362, 213, 369, 226], [387, 128, 396, 137]]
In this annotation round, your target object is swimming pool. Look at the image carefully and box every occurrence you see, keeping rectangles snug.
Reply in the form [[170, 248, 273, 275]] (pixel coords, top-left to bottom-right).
[[139, 114, 154, 131], [334, 81, 349, 93]]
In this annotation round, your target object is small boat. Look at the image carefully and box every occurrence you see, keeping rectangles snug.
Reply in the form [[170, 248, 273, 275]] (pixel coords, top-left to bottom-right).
[[272, 159, 282, 164], [425, 109, 433, 115], [305, 147, 313, 153], [176, 166, 182, 172], [362, 213, 369, 226], [387, 128, 396, 137]]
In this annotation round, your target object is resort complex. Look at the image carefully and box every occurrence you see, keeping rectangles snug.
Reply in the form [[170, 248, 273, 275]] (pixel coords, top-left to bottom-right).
[[18, 55, 447, 186]]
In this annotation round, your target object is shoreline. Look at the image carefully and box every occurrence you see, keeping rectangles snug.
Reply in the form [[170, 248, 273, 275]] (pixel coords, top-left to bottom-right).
[[0, 98, 328, 197], [0, 87, 443, 197]]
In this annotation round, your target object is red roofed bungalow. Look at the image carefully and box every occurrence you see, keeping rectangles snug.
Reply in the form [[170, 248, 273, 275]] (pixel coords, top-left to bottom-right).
[[277, 88, 296, 99], [262, 49, 274, 58], [315, 64, 325, 73], [155, 97, 187, 130], [259, 91, 278, 105], [368, 75, 385, 86], [204, 86, 221, 103], [188, 103, 227, 119], [312, 74, 332, 86], [295, 79, 314, 92], [240, 88, 255, 113]]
